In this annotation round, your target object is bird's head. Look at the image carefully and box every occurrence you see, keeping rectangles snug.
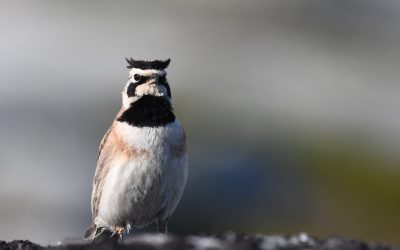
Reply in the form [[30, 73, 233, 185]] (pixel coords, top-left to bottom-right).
[[122, 58, 171, 109]]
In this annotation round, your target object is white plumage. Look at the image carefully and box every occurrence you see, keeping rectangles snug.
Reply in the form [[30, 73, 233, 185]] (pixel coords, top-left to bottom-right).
[[95, 121, 188, 231], [84, 58, 188, 240]]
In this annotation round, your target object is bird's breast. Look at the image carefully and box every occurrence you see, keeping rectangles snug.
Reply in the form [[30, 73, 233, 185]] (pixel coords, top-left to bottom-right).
[[115, 120, 185, 151], [95, 120, 187, 228]]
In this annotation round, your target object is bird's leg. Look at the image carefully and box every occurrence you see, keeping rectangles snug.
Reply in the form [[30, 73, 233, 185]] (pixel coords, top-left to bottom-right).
[[115, 226, 125, 244], [119, 233, 124, 245], [157, 217, 169, 233]]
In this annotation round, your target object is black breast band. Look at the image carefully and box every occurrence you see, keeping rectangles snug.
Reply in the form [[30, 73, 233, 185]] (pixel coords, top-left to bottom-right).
[[117, 95, 175, 127]]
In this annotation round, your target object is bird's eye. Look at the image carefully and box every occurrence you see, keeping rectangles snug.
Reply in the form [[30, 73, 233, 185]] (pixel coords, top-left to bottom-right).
[[133, 74, 141, 81]]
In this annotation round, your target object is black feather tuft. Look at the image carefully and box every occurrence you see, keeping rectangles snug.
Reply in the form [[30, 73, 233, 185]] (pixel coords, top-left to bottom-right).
[[126, 58, 171, 70], [117, 95, 175, 127]]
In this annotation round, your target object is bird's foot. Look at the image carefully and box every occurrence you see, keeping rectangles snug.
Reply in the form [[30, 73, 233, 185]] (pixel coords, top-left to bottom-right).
[[115, 226, 125, 244], [115, 226, 125, 235]]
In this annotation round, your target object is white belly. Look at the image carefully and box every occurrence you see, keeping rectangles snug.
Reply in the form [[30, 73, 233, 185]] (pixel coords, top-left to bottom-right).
[[95, 121, 188, 230]]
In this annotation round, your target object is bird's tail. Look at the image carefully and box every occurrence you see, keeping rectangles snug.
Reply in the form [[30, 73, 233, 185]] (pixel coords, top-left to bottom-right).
[[83, 224, 98, 240], [84, 225, 119, 243]]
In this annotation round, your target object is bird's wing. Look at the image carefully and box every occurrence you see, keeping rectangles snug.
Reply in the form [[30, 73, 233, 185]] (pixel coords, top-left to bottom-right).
[[98, 128, 111, 156], [90, 127, 115, 220]]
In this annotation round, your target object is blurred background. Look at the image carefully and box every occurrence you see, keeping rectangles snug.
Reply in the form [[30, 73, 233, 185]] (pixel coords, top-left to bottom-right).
[[1, 0, 400, 245]]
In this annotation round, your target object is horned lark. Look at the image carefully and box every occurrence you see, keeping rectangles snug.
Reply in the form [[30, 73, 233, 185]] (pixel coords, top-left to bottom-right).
[[84, 58, 188, 241]]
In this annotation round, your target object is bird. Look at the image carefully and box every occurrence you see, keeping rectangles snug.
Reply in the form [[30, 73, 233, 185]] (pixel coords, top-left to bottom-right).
[[84, 58, 188, 241]]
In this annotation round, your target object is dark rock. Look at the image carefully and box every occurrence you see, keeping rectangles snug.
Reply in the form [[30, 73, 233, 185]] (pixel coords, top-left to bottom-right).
[[0, 233, 398, 250], [0, 240, 43, 250]]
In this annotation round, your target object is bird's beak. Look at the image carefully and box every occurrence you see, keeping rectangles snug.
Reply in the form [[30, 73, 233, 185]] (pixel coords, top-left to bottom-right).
[[150, 73, 164, 85], [148, 74, 159, 85]]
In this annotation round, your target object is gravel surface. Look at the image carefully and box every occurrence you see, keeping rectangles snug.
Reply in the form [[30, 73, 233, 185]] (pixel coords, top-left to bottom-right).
[[0, 233, 398, 250]]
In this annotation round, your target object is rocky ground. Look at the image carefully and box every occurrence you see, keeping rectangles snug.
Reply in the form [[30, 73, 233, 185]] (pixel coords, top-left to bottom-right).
[[0, 233, 398, 250]]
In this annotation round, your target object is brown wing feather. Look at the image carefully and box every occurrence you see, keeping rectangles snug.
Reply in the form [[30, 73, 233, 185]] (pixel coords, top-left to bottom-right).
[[85, 108, 131, 240], [98, 128, 111, 156], [90, 126, 116, 220], [90, 119, 138, 223]]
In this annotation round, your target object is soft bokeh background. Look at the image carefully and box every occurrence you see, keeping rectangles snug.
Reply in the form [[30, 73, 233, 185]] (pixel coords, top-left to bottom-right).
[[1, 0, 400, 245]]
